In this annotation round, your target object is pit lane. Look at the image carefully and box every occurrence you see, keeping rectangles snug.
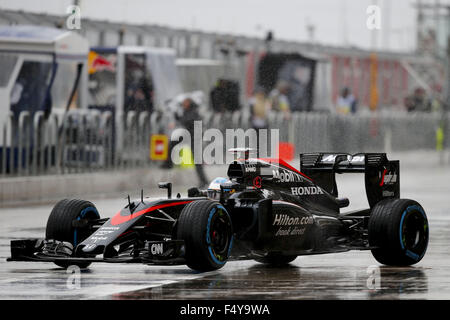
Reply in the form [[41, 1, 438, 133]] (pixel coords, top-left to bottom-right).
[[1, 153, 449, 299]]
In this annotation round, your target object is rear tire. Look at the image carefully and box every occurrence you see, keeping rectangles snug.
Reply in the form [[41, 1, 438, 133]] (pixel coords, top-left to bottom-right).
[[368, 198, 429, 266], [177, 200, 233, 271], [46, 199, 100, 269], [254, 253, 297, 266]]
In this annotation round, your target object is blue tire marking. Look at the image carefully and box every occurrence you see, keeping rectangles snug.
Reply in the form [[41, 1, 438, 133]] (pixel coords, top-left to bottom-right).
[[205, 207, 216, 245], [406, 250, 420, 260], [399, 205, 427, 260], [206, 204, 233, 265], [74, 206, 99, 246]]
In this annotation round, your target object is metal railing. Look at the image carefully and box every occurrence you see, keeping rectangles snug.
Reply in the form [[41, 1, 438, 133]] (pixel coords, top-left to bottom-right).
[[1, 109, 448, 177]]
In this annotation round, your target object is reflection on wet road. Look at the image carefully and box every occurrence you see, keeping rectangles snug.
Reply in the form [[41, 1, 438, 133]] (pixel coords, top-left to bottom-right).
[[111, 264, 430, 300]]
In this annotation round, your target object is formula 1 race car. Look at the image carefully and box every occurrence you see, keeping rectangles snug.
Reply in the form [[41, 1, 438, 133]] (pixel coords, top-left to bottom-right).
[[8, 150, 429, 271]]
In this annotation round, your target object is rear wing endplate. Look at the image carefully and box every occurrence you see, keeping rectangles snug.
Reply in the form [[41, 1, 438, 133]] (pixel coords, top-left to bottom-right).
[[300, 153, 400, 208]]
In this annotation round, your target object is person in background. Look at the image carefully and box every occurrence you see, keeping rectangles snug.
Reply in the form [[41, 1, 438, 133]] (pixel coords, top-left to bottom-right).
[[210, 79, 241, 113], [249, 87, 271, 155], [175, 97, 209, 187], [336, 87, 357, 114], [210, 80, 226, 113], [269, 80, 291, 120], [249, 87, 271, 131], [404, 87, 431, 112]]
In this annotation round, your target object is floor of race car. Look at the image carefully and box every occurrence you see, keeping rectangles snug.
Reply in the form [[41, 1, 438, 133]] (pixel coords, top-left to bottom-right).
[[1, 154, 450, 300]]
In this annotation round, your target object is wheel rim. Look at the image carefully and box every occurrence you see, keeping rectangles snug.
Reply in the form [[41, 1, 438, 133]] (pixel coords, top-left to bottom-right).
[[207, 206, 233, 264], [399, 205, 428, 261], [74, 206, 99, 246]]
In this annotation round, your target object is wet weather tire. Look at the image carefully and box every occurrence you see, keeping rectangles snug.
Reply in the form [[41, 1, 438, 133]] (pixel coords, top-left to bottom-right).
[[254, 253, 297, 266], [46, 199, 100, 269], [368, 199, 429, 266], [176, 200, 233, 272]]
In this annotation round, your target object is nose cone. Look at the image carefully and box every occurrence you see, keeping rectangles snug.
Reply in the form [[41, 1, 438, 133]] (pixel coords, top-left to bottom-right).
[[81, 243, 103, 254]]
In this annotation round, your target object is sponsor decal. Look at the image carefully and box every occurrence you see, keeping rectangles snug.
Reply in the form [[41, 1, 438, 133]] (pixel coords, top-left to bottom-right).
[[275, 226, 306, 237], [291, 186, 324, 196], [272, 213, 313, 237], [383, 172, 397, 185], [261, 189, 274, 198], [89, 236, 108, 241], [86, 226, 121, 242], [150, 243, 164, 255], [245, 164, 257, 173], [273, 214, 314, 226], [272, 169, 303, 183], [94, 227, 119, 235], [380, 168, 398, 186], [322, 154, 365, 163], [253, 176, 262, 188], [382, 190, 395, 197]]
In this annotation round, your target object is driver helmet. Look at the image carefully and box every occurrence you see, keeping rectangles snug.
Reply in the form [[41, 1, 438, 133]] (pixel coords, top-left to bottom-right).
[[207, 177, 231, 199]]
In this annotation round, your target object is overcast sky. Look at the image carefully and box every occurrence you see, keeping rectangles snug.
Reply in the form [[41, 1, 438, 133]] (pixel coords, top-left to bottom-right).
[[0, 0, 448, 52]]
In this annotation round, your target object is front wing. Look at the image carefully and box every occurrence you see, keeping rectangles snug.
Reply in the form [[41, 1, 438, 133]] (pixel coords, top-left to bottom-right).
[[7, 238, 187, 265]]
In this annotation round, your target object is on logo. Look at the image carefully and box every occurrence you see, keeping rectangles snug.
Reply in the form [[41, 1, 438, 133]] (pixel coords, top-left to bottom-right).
[[151, 243, 164, 255], [66, 5, 81, 30], [366, 5, 381, 30]]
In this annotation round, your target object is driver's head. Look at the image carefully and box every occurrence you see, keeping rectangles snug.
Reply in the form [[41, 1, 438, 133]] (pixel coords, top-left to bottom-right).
[[276, 80, 290, 94], [181, 97, 193, 110], [207, 177, 231, 199]]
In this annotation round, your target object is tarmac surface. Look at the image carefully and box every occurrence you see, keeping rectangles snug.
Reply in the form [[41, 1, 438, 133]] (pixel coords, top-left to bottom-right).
[[0, 152, 449, 300]]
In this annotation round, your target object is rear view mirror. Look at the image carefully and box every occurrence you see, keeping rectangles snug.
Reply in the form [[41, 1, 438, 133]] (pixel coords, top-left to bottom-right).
[[158, 182, 172, 199]]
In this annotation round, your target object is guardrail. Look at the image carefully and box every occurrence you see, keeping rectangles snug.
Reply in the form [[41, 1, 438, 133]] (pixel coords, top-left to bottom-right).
[[0, 109, 448, 177]]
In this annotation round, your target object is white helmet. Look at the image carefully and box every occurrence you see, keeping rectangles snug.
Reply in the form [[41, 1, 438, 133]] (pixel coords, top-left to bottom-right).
[[207, 177, 231, 199], [208, 177, 230, 191]]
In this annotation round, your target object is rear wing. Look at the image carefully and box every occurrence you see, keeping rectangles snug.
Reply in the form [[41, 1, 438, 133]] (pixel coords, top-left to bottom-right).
[[300, 153, 399, 208]]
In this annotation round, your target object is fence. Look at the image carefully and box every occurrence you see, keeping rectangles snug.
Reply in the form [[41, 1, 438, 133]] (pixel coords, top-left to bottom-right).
[[0, 109, 448, 178]]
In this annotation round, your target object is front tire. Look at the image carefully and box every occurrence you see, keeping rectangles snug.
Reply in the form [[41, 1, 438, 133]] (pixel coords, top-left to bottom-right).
[[368, 198, 429, 266], [177, 200, 233, 271], [46, 199, 100, 269]]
